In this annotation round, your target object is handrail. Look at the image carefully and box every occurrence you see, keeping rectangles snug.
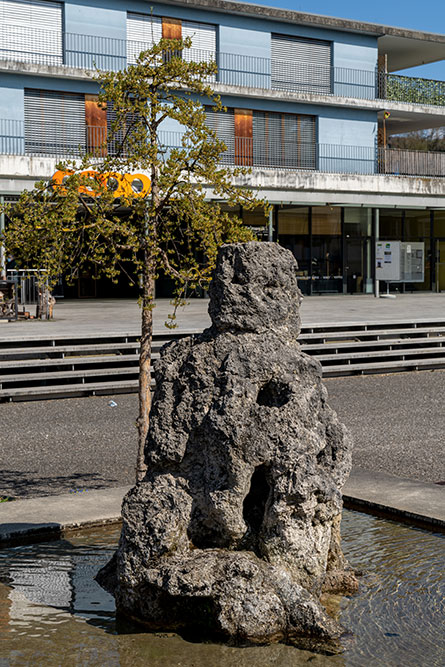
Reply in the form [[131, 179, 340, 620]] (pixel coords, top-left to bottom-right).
[[0, 24, 444, 107]]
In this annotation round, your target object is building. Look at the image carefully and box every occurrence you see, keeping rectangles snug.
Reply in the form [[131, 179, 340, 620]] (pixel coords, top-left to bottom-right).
[[0, 0, 444, 296]]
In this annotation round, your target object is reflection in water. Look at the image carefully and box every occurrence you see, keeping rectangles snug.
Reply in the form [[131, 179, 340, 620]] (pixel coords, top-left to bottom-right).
[[0, 512, 443, 666]]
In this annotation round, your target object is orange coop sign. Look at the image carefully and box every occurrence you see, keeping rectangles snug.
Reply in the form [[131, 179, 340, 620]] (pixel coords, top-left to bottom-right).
[[51, 170, 151, 198]]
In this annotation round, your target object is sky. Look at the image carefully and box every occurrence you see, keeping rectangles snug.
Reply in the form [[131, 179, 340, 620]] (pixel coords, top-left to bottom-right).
[[249, 0, 445, 80]]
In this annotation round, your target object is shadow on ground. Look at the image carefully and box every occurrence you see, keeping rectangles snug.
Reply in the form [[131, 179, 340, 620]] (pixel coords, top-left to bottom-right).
[[0, 470, 120, 499]]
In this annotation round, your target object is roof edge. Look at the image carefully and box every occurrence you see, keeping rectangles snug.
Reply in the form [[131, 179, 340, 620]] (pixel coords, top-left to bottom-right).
[[156, 0, 445, 44]]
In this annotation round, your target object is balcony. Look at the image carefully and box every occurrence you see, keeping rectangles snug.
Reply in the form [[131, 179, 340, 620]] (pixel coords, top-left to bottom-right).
[[1, 121, 444, 179], [1, 24, 444, 108]]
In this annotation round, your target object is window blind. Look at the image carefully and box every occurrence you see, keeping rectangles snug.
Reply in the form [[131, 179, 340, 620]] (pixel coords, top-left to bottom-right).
[[0, 0, 62, 65], [127, 13, 216, 67], [271, 34, 331, 95], [24, 89, 86, 156]]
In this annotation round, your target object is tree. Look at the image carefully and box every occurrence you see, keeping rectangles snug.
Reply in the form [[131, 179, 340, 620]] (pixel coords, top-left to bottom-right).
[[2, 36, 266, 481], [389, 127, 445, 152]]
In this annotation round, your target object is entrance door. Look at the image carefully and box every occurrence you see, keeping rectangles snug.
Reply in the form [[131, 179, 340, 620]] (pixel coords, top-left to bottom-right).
[[436, 241, 445, 292], [345, 239, 364, 293]]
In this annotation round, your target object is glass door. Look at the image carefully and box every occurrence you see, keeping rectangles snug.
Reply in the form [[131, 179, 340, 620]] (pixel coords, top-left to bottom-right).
[[436, 240, 445, 292], [344, 238, 371, 293]]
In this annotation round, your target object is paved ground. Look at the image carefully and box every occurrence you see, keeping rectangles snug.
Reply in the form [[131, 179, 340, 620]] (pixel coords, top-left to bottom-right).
[[3, 468, 444, 545], [1, 370, 444, 499], [325, 371, 445, 484], [1, 292, 445, 339]]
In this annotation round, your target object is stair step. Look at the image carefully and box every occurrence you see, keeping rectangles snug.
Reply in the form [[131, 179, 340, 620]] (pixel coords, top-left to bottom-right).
[[0, 342, 146, 361], [0, 329, 195, 349], [315, 346, 445, 364], [0, 353, 160, 371], [0, 379, 140, 401], [300, 319, 445, 333], [323, 356, 445, 376], [299, 325, 445, 342], [0, 366, 140, 389], [1, 320, 445, 400], [301, 335, 445, 353]]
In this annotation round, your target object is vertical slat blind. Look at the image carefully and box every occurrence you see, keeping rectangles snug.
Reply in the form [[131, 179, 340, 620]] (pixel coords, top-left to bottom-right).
[[0, 0, 62, 65], [271, 34, 331, 95], [24, 89, 86, 155], [206, 107, 316, 169]]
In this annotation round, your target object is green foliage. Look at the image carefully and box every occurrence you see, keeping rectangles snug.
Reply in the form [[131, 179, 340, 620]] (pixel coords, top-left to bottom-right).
[[389, 127, 445, 153], [385, 73, 445, 108], [2, 37, 265, 299]]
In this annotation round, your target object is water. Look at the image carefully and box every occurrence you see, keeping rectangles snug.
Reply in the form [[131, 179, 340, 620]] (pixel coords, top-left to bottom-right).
[[0, 510, 443, 666]]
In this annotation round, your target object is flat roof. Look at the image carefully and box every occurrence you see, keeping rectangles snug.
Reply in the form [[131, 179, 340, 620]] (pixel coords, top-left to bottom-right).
[[160, 0, 445, 72]]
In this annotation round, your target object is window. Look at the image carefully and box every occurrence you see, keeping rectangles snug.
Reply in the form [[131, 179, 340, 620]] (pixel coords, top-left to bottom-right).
[[126, 14, 162, 65], [253, 111, 316, 169], [126, 13, 216, 67], [271, 34, 331, 95], [0, 0, 62, 65], [206, 107, 316, 170], [24, 89, 86, 156]]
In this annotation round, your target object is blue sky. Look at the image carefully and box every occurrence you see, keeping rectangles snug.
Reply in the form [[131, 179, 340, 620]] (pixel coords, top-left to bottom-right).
[[250, 0, 445, 80]]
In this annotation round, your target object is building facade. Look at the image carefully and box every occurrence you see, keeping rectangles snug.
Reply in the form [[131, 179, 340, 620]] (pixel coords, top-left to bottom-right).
[[0, 0, 445, 296]]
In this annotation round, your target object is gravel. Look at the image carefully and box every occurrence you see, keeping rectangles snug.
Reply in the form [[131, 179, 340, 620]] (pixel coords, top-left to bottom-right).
[[1, 370, 444, 498]]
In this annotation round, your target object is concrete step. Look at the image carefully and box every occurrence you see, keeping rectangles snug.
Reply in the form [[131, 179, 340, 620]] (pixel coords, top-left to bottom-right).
[[300, 318, 445, 333], [315, 346, 445, 364], [299, 325, 445, 343], [0, 330, 195, 350], [0, 353, 154, 372], [0, 341, 145, 361], [0, 379, 140, 402], [0, 366, 140, 389], [2, 320, 445, 401], [301, 335, 445, 353], [323, 356, 445, 376]]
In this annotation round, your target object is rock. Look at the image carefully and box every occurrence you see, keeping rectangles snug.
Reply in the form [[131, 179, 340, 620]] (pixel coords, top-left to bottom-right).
[[97, 242, 357, 652]]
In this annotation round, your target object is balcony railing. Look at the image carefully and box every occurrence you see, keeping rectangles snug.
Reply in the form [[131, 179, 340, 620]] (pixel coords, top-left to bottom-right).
[[1, 120, 444, 178], [382, 73, 445, 107], [1, 24, 444, 107]]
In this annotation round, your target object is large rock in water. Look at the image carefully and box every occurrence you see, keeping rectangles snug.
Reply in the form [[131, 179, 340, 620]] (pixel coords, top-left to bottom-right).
[[97, 242, 357, 653]]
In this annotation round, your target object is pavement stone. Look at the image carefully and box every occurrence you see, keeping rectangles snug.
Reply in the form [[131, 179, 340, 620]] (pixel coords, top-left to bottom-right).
[[1, 293, 445, 339], [1, 294, 444, 541], [1, 467, 443, 546]]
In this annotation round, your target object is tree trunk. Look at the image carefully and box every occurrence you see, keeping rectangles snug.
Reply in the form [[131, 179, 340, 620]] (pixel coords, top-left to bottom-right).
[[36, 283, 49, 320], [136, 255, 155, 482]]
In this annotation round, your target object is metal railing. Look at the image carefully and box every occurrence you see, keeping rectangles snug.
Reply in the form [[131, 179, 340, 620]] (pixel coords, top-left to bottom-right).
[[1, 120, 445, 178], [1, 23, 444, 107], [377, 146, 445, 177], [0, 273, 18, 320], [25, 122, 108, 158], [0, 120, 108, 158], [6, 269, 49, 305]]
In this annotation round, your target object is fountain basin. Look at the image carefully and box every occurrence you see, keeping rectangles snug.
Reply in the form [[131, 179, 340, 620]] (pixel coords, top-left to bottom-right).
[[0, 510, 443, 666]]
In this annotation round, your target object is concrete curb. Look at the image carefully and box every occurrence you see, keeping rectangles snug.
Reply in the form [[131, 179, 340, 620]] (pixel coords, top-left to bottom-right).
[[1, 469, 444, 546], [0, 485, 130, 545], [343, 468, 445, 532]]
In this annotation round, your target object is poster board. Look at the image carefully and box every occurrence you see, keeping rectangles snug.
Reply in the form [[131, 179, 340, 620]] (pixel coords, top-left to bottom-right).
[[375, 241, 400, 281], [375, 241, 425, 283]]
